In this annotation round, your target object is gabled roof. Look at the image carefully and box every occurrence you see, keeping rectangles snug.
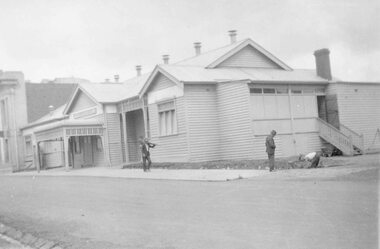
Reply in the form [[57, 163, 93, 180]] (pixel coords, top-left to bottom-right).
[[25, 83, 77, 123], [63, 74, 150, 114], [139, 66, 182, 97], [175, 38, 292, 70]]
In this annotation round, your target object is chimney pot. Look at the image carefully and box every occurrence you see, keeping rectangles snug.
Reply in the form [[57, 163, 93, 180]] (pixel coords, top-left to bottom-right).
[[228, 30, 237, 44], [136, 65, 142, 76], [314, 48, 332, 80], [114, 74, 119, 82], [162, 54, 169, 64], [194, 42, 202, 56], [48, 105, 54, 115]]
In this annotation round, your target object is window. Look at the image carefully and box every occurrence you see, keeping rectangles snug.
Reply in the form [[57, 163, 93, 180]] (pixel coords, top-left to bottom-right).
[[24, 136, 32, 156], [250, 88, 262, 94], [263, 88, 276, 94], [276, 88, 288, 94], [158, 100, 177, 136], [291, 89, 302, 94], [303, 89, 315, 94], [0, 99, 9, 129]]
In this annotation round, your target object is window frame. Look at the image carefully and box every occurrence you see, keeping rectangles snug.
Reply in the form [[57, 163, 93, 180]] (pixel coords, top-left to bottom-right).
[[24, 135, 33, 156], [157, 99, 178, 137]]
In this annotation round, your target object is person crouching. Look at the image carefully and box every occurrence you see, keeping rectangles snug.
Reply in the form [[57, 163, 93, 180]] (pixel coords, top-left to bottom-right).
[[299, 151, 321, 168]]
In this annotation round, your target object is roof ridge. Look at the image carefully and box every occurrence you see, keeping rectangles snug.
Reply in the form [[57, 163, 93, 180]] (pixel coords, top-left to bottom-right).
[[174, 38, 249, 65]]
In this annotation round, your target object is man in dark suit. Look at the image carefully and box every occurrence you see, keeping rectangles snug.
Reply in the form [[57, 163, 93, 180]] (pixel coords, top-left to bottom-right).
[[139, 137, 156, 172], [266, 130, 277, 172]]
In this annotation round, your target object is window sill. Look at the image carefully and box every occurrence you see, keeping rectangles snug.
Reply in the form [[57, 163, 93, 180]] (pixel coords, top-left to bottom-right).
[[157, 133, 181, 138]]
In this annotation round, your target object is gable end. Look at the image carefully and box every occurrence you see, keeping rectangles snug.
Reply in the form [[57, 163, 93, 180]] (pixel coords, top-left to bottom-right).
[[217, 45, 281, 69], [66, 90, 97, 114]]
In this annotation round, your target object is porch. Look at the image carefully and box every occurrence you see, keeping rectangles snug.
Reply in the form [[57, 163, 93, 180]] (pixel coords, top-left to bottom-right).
[[34, 122, 105, 171]]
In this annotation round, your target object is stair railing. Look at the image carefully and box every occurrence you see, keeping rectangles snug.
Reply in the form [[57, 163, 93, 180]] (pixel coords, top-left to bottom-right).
[[316, 118, 354, 155], [340, 124, 364, 153]]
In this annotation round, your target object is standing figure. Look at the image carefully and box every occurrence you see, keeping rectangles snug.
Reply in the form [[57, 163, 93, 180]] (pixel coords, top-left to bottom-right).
[[265, 130, 277, 172], [139, 137, 156, 172]]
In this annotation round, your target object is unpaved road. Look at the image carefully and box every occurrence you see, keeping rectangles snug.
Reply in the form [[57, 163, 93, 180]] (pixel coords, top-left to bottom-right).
[[0, 154, 378, 249]]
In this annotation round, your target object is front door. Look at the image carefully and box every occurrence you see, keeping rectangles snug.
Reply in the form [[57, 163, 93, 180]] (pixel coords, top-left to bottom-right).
[[82, 136, 93, 167]]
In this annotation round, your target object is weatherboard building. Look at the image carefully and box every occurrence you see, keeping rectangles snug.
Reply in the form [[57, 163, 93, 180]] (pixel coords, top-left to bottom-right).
[[19, 31, 380, 170]]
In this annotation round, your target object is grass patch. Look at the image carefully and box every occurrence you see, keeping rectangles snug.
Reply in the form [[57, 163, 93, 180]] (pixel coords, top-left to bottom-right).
[[122, 156, 346, 170]]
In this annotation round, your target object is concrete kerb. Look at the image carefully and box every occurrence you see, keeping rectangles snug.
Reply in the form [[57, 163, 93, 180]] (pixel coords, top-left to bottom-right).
[[0, 222, 63, 249]]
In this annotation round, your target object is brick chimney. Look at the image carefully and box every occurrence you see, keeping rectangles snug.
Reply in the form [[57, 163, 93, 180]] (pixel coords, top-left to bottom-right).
[[228, 30, 237, 44], [162, 55, 169, 64], [314, 48, 332, 80], [194, 42, 201, 56], [136, 65, 142, 76]]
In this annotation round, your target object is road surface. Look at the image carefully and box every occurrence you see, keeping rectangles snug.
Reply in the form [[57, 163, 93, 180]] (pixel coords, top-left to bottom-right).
[[0, 154, 378, 249]]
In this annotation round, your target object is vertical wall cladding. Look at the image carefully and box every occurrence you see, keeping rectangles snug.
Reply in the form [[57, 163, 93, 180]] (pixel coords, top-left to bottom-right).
[[105, 113, 122, 166], [184, 84, 220, 162], [148, 97, 189, 162], [217, 82, 254, 160], [41, 141, 64, 168], [335, 83, 380, 151]]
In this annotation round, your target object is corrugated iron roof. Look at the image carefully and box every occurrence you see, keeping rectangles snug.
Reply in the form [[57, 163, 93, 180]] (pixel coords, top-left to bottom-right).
[[76, 73, 150, 104], [159, 65, 328, 83], [175, 39, 248, 67]]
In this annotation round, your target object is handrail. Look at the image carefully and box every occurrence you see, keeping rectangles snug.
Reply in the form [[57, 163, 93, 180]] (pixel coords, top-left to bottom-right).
[[340, 123, 361, 137], [316, 118, 354, 155], [340, 124, 364, 151]]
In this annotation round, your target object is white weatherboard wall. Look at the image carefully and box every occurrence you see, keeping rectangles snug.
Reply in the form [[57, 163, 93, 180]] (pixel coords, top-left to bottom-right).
[[250, 84, 323, 158], [217, 82, 254, 160], [147, 73, 189, 162], [330, 83, 380, 151], [217, 45, 280, 69], [105, 112, 122, 166], [185, 84, 220, 162]]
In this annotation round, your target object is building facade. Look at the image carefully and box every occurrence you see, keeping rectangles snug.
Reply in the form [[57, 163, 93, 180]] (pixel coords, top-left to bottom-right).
[[19, 32, 380, 170]]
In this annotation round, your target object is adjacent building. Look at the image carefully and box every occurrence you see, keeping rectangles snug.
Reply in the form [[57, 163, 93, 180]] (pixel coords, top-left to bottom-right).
[[0, 70, 77, 172]]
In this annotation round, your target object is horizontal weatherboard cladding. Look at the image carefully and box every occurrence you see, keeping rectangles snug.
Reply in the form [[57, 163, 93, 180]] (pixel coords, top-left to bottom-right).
[[185, 84, 220, 162]]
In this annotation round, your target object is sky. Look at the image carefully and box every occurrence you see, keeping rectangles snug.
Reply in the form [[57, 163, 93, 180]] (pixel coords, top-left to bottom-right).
[[0, 0, 379, 82]]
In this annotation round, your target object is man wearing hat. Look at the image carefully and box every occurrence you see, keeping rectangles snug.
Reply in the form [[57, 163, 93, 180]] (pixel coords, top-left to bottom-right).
[[266, 130, 277, 172]]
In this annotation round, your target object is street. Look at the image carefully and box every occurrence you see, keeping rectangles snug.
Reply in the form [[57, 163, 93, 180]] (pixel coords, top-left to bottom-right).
[[0, 155, 378, 249]]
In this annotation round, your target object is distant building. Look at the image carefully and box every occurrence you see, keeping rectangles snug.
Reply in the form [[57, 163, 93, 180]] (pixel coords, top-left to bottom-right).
[[19, 31, 380, 171], [0, 71, 77, 172]]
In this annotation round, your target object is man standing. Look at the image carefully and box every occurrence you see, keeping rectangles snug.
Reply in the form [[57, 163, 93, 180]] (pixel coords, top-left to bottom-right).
[[139, 137, 156, 172], [266, 130, 277, 172]]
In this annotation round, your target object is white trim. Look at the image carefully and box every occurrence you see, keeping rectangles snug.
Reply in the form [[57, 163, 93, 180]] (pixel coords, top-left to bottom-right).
[[63, 86, 101, 115], [139, 66, 183, 98]]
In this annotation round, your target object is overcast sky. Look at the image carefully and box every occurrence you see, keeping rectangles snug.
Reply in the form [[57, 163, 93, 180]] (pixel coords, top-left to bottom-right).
[[0, 0, 379, 82]]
